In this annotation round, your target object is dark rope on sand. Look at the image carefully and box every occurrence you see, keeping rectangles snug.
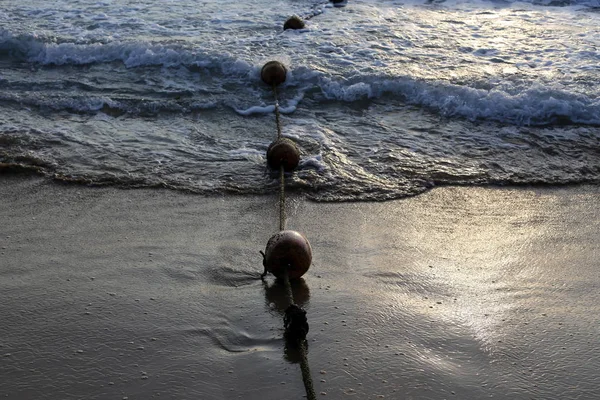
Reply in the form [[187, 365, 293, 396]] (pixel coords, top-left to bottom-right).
[[270, 84, 316, 400], [283, 270, 316, 400]]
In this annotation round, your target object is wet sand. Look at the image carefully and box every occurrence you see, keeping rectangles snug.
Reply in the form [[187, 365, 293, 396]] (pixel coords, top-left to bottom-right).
[[1, 176, 599, 399]]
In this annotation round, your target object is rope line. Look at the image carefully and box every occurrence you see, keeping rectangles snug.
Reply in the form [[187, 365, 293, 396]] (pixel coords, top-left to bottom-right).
[[283, 271, 317, 400], [270, 83, 316, 400], [273, 84, 286, 231], [273, 84, 283, 140], [279, 165, 286, 231], [299, 342, 316, 400]]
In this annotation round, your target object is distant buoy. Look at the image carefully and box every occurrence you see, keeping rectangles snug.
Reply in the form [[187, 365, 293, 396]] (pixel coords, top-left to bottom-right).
[[284, 16, 305, 30], [261, 61, 287, 86], [267, 138, 300, 172], [264, 230, 312, 279]]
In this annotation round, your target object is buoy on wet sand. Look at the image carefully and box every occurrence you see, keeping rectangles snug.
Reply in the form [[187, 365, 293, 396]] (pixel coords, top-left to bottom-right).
[[263, 230, 312, 279], [330, 0, 347, 6], [284, 15, 305, 31], [267, 138, 300, 172], [261, 61, 287, 86]]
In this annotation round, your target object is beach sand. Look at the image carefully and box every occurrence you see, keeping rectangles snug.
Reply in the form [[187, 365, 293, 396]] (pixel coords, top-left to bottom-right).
[[1, 176, 598, 399]]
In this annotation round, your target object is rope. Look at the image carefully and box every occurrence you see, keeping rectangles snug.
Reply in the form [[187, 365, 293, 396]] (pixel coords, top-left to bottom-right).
[[279, 165, 286, 231], [274, 83, 286, 232], [269, 82, 316, 400], [273, 84, 283, 140], [283, 270, 317, 400]]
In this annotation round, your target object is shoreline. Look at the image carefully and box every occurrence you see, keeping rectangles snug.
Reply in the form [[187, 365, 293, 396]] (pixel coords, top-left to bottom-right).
[[1, 176, 598, 399], [1, 169, 599, 203]]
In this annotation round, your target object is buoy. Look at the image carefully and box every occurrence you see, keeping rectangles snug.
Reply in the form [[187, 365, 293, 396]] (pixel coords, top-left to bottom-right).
[[267, 138, 300, 172], [284, 16, 305, 31], [330, 0, 345, 3], [264, 230, 312, 279], [261, 61, 287, 86]]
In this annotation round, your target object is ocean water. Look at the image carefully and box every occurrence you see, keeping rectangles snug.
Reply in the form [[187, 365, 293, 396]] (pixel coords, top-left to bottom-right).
[[1, 0, 599, 200]]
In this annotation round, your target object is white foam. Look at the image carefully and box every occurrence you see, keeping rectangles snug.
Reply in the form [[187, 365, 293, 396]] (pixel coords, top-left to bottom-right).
[[234, 104, 275, 116], [228, 148, 265, 162], [316, 74, 600, 125], [234, 90, 305, 116], [322, 81, 373, 102], [285, 120, 335, 146], [299, 154, 327, 171], [0, 30, 254, 76]]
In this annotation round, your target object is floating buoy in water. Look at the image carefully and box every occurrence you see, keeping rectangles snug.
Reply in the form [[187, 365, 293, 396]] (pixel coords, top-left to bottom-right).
[[264, 230, 312, 279], [284, 15, 305, 30], [267, 138, 300, 172], [261, 61, 287, 86]]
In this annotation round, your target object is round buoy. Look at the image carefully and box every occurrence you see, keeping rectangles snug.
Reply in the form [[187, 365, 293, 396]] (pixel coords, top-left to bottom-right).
[[284, 16, 305, 31], [264, 230, 312, 279], [261, 61, 287, 86], [267, 138, 300, 172]]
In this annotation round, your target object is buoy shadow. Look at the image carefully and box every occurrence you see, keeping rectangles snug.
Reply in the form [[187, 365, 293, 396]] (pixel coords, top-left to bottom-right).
[[263, 277, 310, 313]]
